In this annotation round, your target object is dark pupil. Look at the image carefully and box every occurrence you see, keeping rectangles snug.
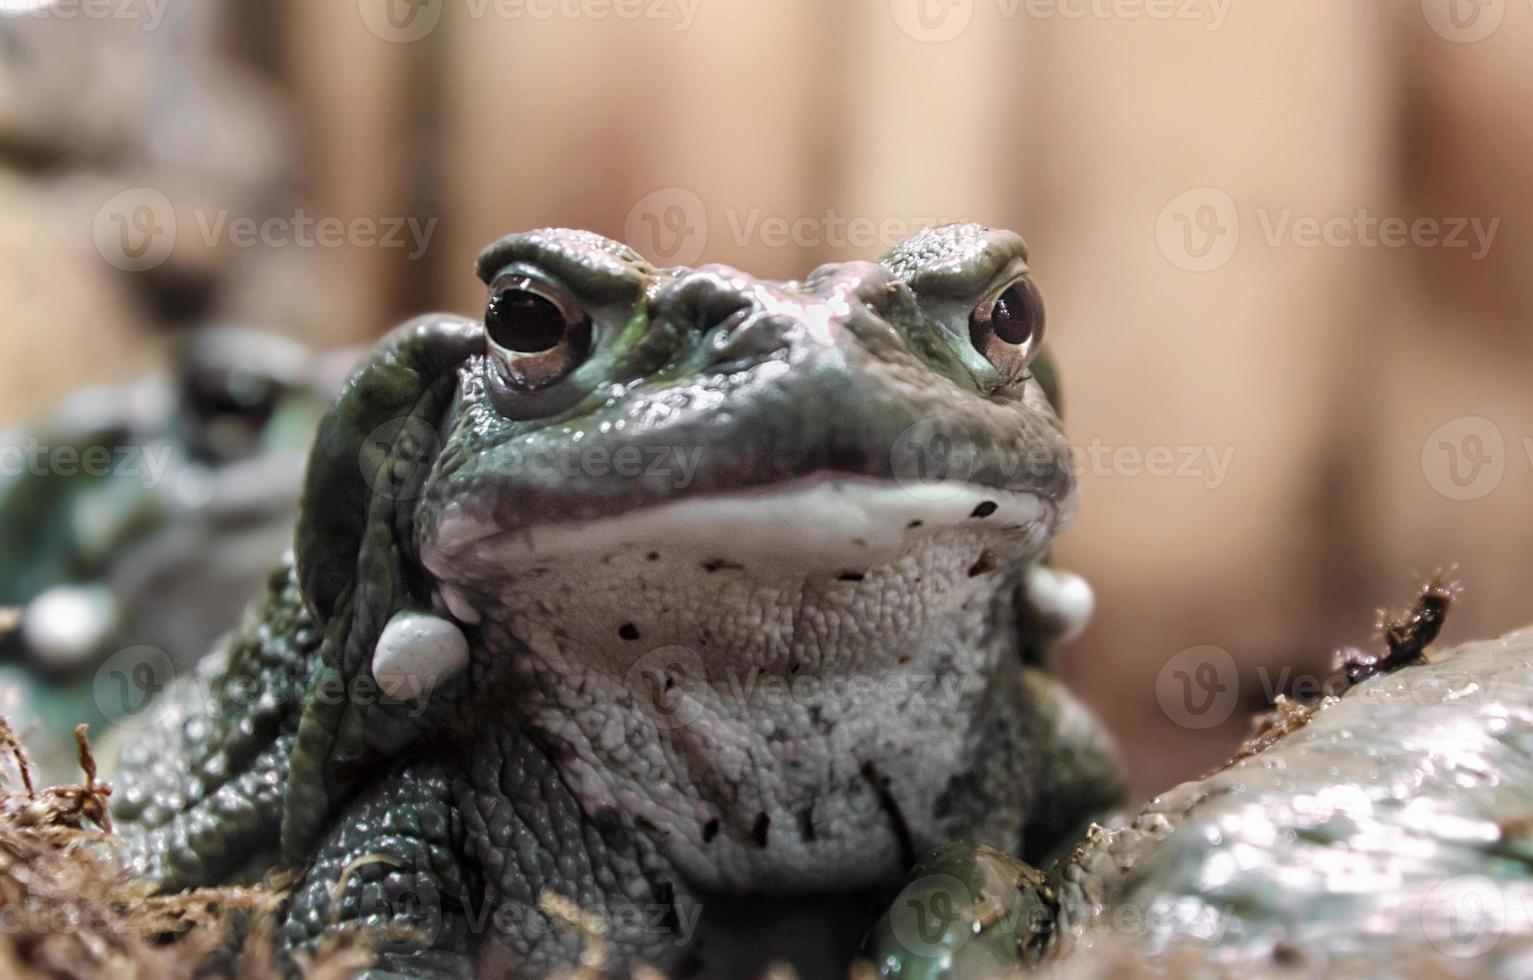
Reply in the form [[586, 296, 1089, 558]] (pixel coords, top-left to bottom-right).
[[990, 284, 1039, 346], [488, 290, 568, 353]]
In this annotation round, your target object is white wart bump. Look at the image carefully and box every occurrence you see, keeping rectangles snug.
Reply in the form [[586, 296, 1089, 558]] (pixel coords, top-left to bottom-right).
[[1026, 565, 1095, 643], [372, 610, 469, 700]]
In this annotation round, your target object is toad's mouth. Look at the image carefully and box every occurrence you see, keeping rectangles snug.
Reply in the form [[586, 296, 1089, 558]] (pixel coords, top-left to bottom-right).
[[420, 474, 1070, 586]]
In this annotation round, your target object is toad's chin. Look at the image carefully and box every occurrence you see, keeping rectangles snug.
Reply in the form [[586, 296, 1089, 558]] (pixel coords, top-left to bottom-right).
[[422, 474, 1069, 586]]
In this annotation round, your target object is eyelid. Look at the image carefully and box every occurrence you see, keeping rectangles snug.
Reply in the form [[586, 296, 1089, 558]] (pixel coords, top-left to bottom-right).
[[972, 271, 1033, 321], [489, 268, 586, 323]]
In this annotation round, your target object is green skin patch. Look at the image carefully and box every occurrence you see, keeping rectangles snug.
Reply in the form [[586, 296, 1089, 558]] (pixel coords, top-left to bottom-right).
[[109, 224, 1125, 979]]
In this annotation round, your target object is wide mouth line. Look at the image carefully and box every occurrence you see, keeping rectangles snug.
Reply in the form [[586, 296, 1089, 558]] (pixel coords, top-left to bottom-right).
[[424, 475, 1064, 579]]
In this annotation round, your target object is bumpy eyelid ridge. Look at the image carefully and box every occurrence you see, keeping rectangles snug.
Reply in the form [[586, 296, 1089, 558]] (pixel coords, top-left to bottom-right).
[[880, 225, 1030, 302], [477, 233, 649, 305], [487, 266, 586, 325], [971, 262, 1036, 322]]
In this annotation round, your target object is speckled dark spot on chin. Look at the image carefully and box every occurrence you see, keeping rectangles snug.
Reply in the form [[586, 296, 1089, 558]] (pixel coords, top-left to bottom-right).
[[592, 806, 622, 832], [647, 551, 661, 561], [906, 519, 924, 529], [702, 559, 744, 573], [968, 549, 1001, 577], [635, 814, 662, 837], [1272, 943, 1305, 969], [797, 806, 816, 841], [619, 623, 640, 641], [971, 501, 998, 518], [752, 812, 771, 847]]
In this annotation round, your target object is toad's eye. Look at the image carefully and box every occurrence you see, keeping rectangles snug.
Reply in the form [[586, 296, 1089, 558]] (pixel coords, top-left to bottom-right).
[[486, 277, 592, 389], [968, 277, 1045, 380]]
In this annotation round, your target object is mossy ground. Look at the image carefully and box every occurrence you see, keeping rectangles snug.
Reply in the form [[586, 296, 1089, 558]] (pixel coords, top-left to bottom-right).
[[0, 717, 368, 979]]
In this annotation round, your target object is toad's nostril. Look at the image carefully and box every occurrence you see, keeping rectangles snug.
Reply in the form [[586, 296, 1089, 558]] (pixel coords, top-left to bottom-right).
[[855, 280, 905, 321], [699, 298, 754, 336], [706, 311, 796, 363], [652, 271, 762, 340], [706, 308, 753, 348], [836, 261, 903, 313]]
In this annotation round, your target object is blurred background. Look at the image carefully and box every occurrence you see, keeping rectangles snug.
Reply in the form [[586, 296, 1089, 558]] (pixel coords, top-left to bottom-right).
[[1, 0, 1530, 794]]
